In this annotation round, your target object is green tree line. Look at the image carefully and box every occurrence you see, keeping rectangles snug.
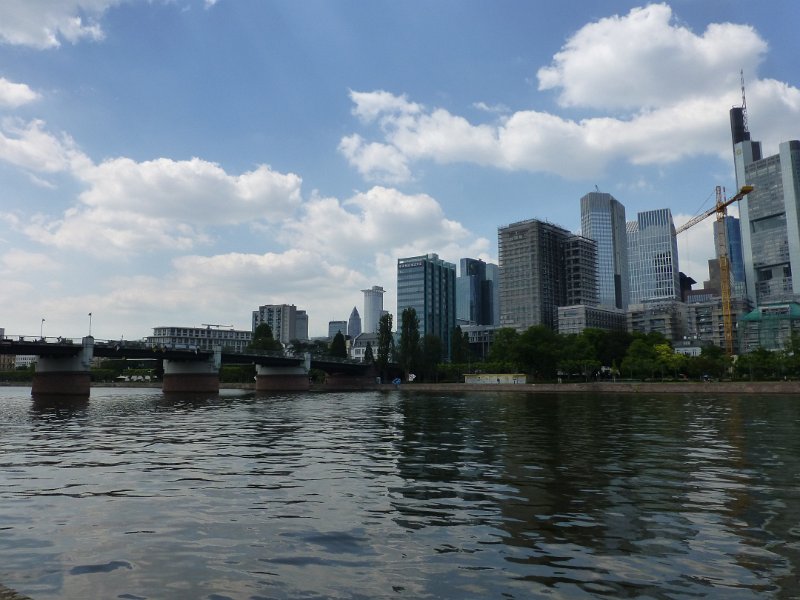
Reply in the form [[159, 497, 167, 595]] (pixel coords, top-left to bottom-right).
[[392, 314, 800, 383]]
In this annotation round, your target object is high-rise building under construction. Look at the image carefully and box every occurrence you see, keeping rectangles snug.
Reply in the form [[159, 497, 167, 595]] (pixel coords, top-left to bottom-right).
[[498, 219, 597, 331]]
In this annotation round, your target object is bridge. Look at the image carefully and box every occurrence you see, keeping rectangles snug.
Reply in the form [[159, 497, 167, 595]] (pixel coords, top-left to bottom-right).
[[1, 336, 382, 397]]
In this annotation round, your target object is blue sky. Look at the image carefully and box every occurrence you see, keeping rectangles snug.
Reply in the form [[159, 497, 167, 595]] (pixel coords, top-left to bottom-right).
[[1, 0, 799, 340]]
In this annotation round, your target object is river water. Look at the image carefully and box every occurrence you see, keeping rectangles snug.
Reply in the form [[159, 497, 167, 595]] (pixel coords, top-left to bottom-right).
[[0, 387, 799, 599]]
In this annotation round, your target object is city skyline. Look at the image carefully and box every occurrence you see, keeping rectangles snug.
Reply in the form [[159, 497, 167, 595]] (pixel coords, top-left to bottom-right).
[[1, 1, 799, 339]]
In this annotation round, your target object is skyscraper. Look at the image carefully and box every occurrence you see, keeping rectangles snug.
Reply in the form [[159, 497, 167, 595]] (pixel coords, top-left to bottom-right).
[[498, 219, 588, 331], [485, 263, 500, 326], [627, 209, 680, 304], [294, 310, 308, 342], [361, 286, 385, 334], [396, 254, 456, 353], [580, 191, 629, 309], [714, 215, 746, 298], [563, 235, 599, 307], [731, 105, 800, 305], [347, 306, 362, 338], [456, 258, 498, 325], [328, 320, 347, 339]]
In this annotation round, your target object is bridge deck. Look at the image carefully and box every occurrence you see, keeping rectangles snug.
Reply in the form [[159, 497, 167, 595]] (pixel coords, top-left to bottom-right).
[[1, 338, 371, 373]]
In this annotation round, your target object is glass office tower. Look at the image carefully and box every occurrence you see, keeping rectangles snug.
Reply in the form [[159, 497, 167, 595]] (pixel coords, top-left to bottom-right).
[[627, 209, 680, 304], [456, 258, 498, 325], [580, 192, 629, 309], [731, 106, 800, 304], [396, 254, 456, 355]]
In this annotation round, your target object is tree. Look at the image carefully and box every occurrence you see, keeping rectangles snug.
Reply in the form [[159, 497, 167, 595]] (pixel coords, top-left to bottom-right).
[[782, 331, 800, 378], [621, 338, 658, 379], [248, 323, 282, 352], [583, 328, 632, 369], [363, 342, 375, 364], [735, 347, 780, 380], [330, 331, 348, 358], [557, 334, 600, 381], [421, 334, 443, 382], [488, 328, 520, 366], [517, 325, 560, 380], [693, 344, 730, 380], [398, 307, 421, 379], [376, 313, 394, 376], [653, 343, 685, 379], [450, 325, 471, 364], [290, 338, 329, 356]]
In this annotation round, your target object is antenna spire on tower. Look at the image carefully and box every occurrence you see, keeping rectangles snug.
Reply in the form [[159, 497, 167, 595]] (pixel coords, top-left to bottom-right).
[[740, 69, 749, 133]]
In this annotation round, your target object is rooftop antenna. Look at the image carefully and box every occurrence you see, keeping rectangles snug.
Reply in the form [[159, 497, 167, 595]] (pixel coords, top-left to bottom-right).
[[740, 69, 749, 133]]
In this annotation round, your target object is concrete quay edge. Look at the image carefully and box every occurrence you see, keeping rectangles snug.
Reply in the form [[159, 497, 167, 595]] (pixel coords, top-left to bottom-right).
[[373, 381, 800, 394]]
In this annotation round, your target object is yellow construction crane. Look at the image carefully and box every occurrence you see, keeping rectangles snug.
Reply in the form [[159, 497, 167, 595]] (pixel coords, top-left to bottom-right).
[[675, 184, 753, 355]]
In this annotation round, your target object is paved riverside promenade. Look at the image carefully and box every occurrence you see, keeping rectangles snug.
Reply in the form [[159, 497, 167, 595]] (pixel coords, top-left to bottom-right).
[[373, 381, 800, 394]]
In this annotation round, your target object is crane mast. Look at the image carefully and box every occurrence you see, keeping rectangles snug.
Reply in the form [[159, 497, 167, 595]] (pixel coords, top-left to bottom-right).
[[715, 187, 735, 355], [675, 185, 753, 355]]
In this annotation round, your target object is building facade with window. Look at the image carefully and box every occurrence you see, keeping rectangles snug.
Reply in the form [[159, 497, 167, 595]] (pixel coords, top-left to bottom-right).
[[456, 258, 498, 326], [348, 307, 362, 338], [498, 219, 597, 331], [252, 304, 298, 345], [328, 321, 347, 339], [580, 192, 629, 309], [732, 107, 800, 305], [627, 209, 680, 305], [397, 253, 456, 357], [148, 325, 252, 352], [361, 286, 385, 334]]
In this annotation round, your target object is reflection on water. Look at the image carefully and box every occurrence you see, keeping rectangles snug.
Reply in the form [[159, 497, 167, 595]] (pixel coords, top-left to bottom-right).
[[1, 386, 799, 598], [30, 395, 89, 417]]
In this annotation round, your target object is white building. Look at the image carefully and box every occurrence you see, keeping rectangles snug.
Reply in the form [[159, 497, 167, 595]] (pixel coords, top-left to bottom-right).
[[349, 332, 379, 362], [362, 286, 385, 334], [148, 325, 252, 352]]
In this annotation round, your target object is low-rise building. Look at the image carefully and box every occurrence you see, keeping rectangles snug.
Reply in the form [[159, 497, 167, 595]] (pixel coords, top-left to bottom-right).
[[684, 296, 751, 350], [349, 332, 379, 362], [461, 324, 497, 360], [557, 305, 626, 335], [738, 303, 800, 353], [147, 325, 252, 353], [627, 300, 687, 341], [14, 355, 37, 369]]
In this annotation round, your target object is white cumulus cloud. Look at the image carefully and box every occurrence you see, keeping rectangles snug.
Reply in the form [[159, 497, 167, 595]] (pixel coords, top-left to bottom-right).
[[22, 156, 303, 255], [1, 248, 59, 273], [0, 0, 119, 49], [0, 78, 40, 108], [537, 3, 766, 110], [340, 5, 800, 183], [281, 186, 488, 264], [0, 118, 90, 173]]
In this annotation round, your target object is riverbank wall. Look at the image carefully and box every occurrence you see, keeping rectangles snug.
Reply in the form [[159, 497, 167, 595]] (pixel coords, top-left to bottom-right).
[[4, 380, 799, 394], [376, 381, 800, 394]]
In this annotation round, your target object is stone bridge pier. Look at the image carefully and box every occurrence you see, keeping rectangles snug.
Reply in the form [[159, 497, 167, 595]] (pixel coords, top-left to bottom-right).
[[322, 367, 380, 390], [162, 347, 222, 393], [31, 336, 95, 397], [255, 353, 311, 391]]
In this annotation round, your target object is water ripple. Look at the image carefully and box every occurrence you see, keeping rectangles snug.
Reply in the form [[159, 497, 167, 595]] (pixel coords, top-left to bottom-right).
[[0, 388, 799, 598]]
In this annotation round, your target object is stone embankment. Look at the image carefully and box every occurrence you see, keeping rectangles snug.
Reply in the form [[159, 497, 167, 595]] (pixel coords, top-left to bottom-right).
[[376, 381, 800, 394]]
